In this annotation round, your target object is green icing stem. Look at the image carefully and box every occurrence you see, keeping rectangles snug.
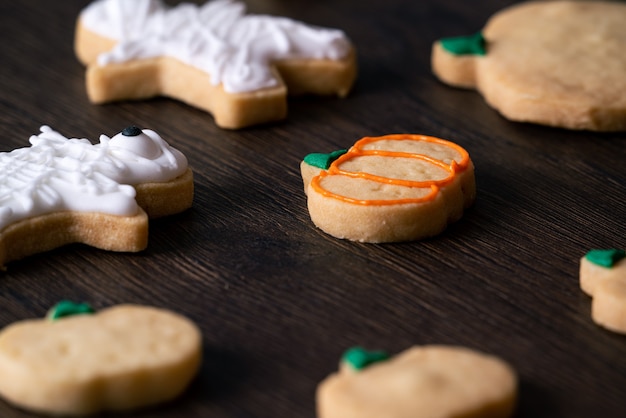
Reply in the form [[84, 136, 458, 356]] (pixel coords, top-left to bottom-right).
[[585, 249, 626, 268], [303, 149, 348, 170], [440, 32, 486, 56], [47, 300, 95, 321], [342, 346, 390, 371]]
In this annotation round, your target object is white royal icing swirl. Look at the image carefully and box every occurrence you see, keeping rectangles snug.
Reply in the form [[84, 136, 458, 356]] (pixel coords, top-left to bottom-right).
[[0, 126, 188, 230], [80, 0, 352, 93]]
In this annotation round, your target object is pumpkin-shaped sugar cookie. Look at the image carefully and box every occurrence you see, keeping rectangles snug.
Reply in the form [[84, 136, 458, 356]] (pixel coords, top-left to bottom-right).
[[300, 134, 475, 243], [316, 346, 517, 418], [0, 303, 202, 415], [432, 1, 626, 131], [580, 249, 626, 334]]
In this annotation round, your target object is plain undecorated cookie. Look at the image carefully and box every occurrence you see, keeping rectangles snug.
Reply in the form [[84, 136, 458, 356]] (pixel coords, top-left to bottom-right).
[[317, 346, 517, 418], [580, 249, 626, 334], [300, 134, 475, 243], [0, 303, 202, 415], [74, 0, 357, 129], [432, 1, 626, 131]]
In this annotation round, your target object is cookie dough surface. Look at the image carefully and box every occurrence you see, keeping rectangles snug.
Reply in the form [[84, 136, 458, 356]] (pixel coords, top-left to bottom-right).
[[432, 1, 626, 131], [0, 304, 202, 415], [317, 345, 517, 418]]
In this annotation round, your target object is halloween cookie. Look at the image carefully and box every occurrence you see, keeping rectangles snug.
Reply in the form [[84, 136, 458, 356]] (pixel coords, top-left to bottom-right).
[[0, 302, 202, 415], [75, 0, 357, 129], [300, 134, 475, 243], [580, 249, 626, 334], [317, 346, 517, 418], [0, 126, 192, 267], [432, 1, 626, 131]]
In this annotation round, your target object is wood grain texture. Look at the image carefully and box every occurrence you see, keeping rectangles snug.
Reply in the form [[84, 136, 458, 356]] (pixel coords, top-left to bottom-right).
[[0, 0, 625, 417]]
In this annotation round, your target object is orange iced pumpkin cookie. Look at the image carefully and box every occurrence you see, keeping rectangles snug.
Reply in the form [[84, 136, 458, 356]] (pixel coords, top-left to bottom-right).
[[300, 134, 475, 243]]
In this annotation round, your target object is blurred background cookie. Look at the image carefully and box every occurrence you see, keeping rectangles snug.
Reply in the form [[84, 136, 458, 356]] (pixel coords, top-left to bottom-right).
[[0, 302, 202, 415], [317, 345, 517, 418], [580, 249, 626, 334], [75, 0, 357, 129], [432, 1, 626, 131]]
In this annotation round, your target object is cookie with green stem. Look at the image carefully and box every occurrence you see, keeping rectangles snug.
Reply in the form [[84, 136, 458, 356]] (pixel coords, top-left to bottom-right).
[[432, 1, 626, 131], [317, 345, 517, 418], [580, 249, 626, 334], [0, 302, 202, 415]]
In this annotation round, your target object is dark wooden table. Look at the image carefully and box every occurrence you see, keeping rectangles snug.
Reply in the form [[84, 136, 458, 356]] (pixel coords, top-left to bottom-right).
[[1, 0, 625, 417]]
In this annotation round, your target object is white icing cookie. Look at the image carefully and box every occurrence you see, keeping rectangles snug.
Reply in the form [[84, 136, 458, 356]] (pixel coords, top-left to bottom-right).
[[317, 346, 517, 418], [75, 0, 357, 129], [0, 302, 202, 415], [0, 126, 193, 266]]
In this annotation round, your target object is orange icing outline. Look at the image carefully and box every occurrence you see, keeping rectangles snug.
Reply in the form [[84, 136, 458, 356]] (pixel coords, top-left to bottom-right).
[[309, 134, 470, 206]]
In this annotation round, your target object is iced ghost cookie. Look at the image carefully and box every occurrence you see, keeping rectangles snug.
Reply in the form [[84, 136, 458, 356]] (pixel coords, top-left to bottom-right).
[[300, 134, 475, 243], [0, 126, 192, 267], [0, 302, 202, 415], [580, 249, 626, 334], [317, 346, 517, 418], [432, 1, 626, 131], [74, 0, 357, 129]]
